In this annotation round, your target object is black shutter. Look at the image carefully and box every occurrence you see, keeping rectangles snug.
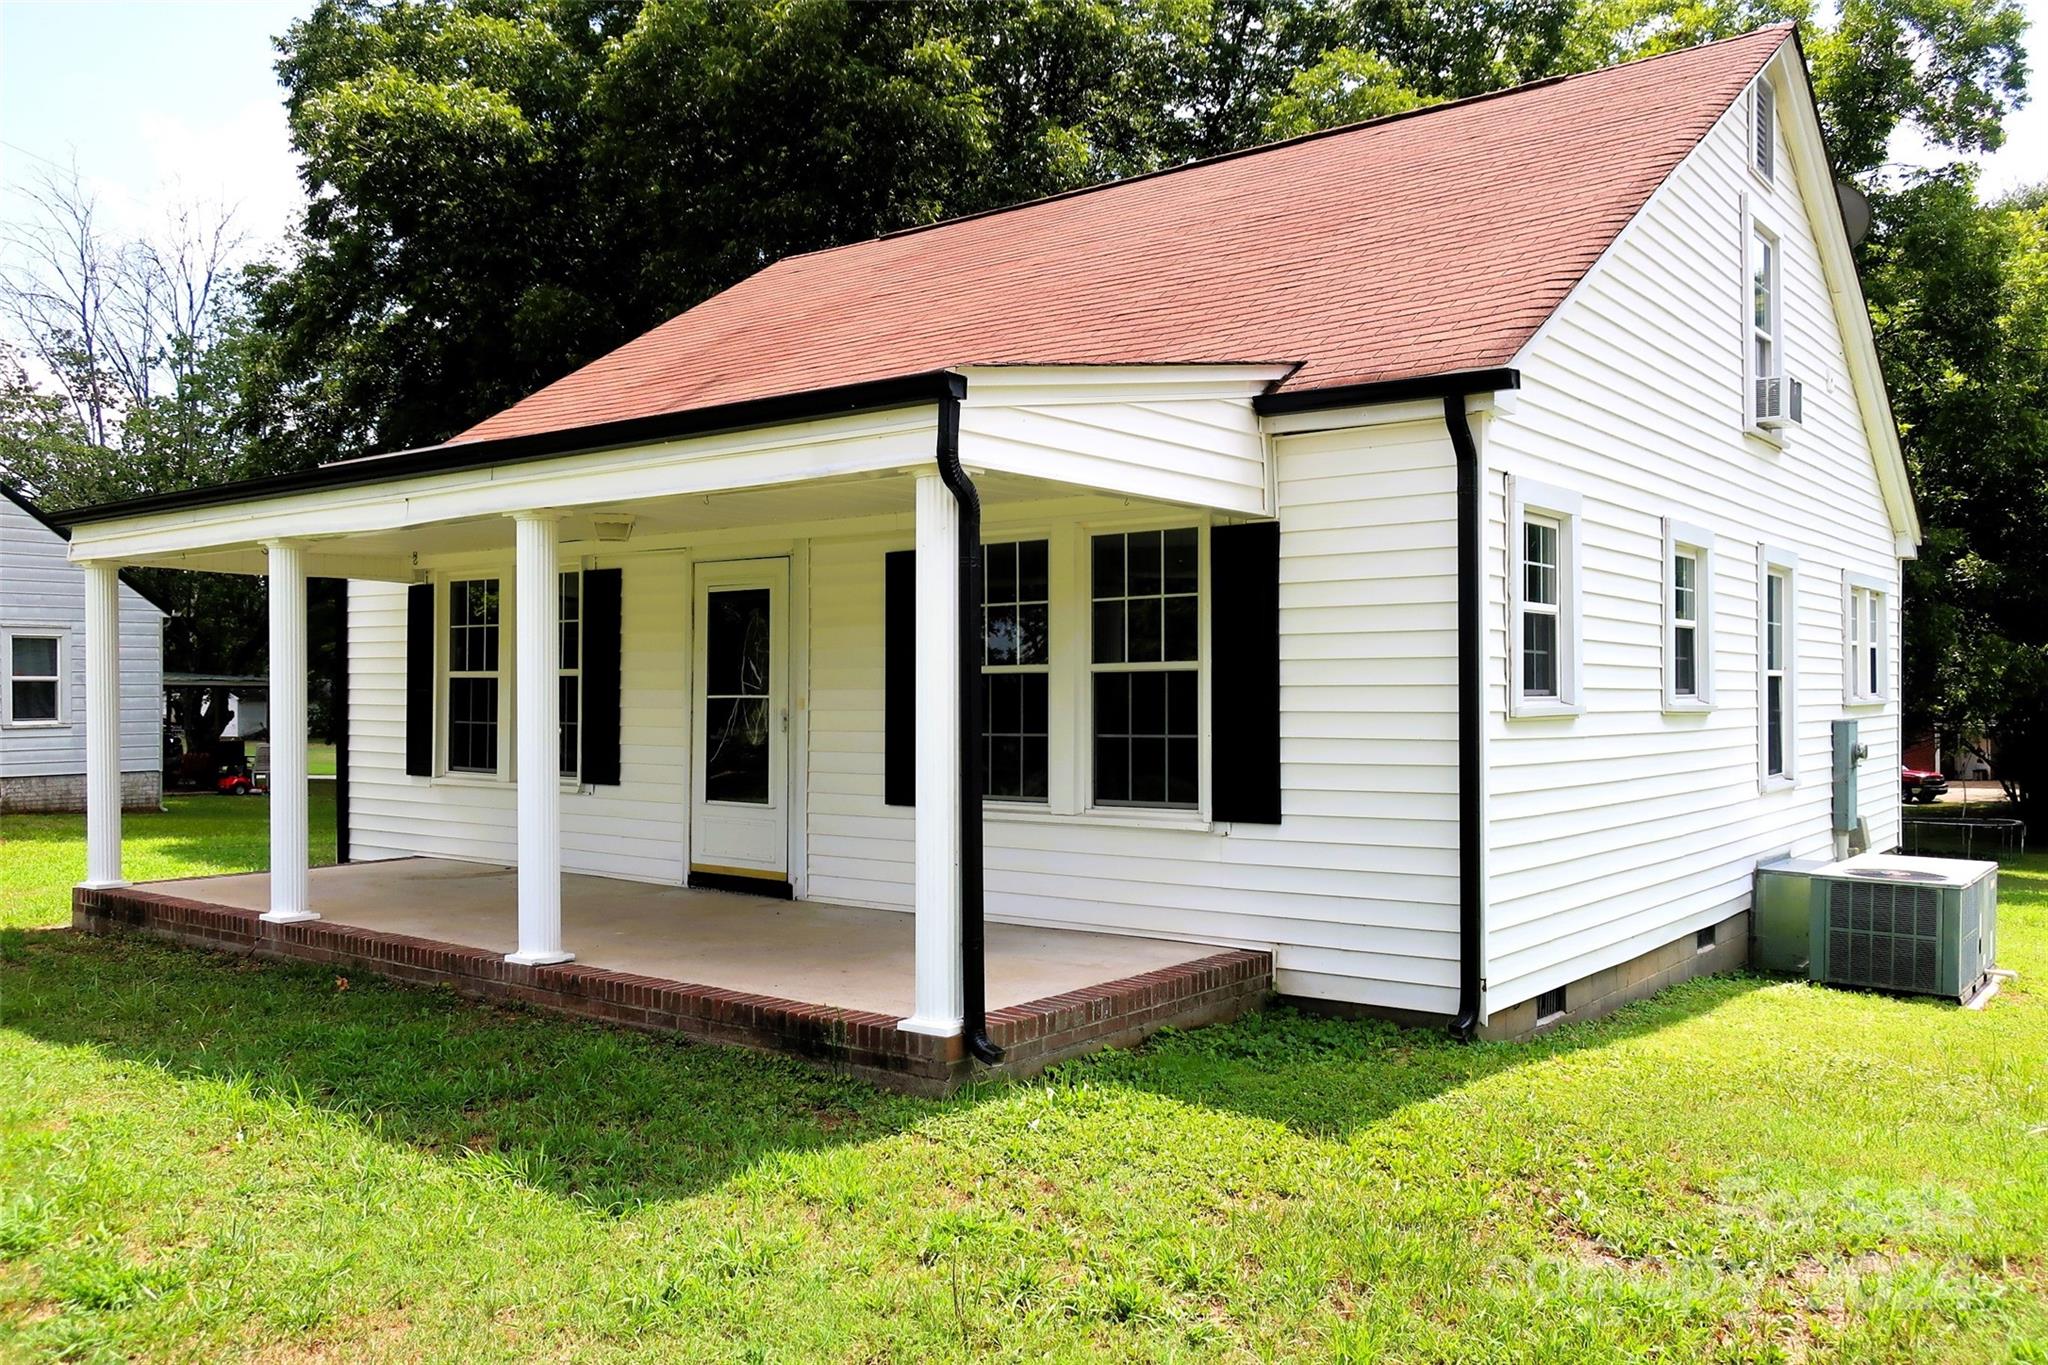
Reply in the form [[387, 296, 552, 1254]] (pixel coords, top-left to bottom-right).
[[404, 581, 434, 777], [581, 567, 623, 786], [1210, 521, 1281, 824], [884, 549, 916, 806]]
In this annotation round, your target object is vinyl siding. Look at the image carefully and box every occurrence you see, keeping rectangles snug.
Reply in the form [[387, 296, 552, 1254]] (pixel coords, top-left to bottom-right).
[[1479, 78, 1903, 1014], [347, 560, 690, 881], [0, 495, 161, 778]]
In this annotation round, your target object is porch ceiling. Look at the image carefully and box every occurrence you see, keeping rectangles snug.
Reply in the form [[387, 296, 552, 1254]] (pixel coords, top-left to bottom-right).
[[146, 858, 1225, 1018]]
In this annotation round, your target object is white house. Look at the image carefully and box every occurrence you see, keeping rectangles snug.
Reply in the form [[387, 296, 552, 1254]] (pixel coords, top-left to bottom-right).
[[0, 485, 165, 813], [55, 28, 1914, 1084]]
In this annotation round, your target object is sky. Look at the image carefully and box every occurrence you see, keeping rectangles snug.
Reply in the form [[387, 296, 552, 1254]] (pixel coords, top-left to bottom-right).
[[0, 0, 2045, 269]]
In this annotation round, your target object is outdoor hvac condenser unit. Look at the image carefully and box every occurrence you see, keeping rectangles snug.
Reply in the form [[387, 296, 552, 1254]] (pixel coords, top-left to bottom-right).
[[1805, 855, 1998, 1003]]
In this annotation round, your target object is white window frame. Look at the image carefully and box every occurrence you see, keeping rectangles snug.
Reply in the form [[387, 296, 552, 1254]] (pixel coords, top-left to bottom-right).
[[558, 568, 583, 780], [1662, 519, 1716, 712], [1843, 571, 1889, 706], [1, 625, 70, 728], [1747, 219, 1782, 434], [1758, 545, 1799, 789], [441, 574, 508, 780], [1084, 519, 1206, 812], [981, 534, 1053, 805], [1749, 76, 1776, 185], [1507, 476, 1583, 718]]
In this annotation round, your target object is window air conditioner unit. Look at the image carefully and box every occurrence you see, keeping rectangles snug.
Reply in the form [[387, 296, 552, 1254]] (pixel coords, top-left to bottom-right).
[[1757, 854, 1998, 1002], [1755, 375, 1804, 429]]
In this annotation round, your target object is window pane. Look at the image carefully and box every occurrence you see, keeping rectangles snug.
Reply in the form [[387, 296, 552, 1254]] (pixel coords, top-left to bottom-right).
[[1166, 737, 1199, 807], [986, 604, 1019, 666], [706, 588, 770, 697], [1128, 597, 1162, 662], [1130, 737, 1167, 804], [1128, 529, 1162, 595], [704, 696, 770, 803], [1522, 612, 1557, 697], [448, 677, 499, 772], [1019, 538, 1048, 602], [985, 540, 1015, 605], [1767, 675, 1785, 775], [1164, 594, 1198, 663], [11, 679, 57, 721], [1523, 521, 1557, 606], [11, 636, 57, 677], [559, 675, 580, 776], [1163, 527, 1198, 595], [559, 572, 581, 669], [1675, 625, 1697, 697], [1091, 533, 1124, 599], [1092, 600, 1125, 664], [1095, 735, 1130, 805], [1673, 553, 1696, 622], [1018, 603, 1049, 666], [1766, 572, 1785, 670]]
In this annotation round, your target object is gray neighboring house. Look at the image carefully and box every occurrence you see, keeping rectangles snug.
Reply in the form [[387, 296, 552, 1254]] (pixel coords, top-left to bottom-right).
[[0, 485, 166, 813]]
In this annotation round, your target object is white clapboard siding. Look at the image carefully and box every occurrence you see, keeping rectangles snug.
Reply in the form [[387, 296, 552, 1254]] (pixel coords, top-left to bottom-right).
[[958, 367, 1279, 517], [0, 493, 162, 779], [347, 559, 690, 882], [1480, 79, 1903, 1012], [801, 416, 1464, 1014]]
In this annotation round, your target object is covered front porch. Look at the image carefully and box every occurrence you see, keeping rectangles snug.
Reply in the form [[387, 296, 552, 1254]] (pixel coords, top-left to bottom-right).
[[73, 860, 1271, 1092]]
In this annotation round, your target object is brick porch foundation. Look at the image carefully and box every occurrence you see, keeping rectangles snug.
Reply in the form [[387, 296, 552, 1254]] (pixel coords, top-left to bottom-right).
[[72, 884, 1271, 1094]]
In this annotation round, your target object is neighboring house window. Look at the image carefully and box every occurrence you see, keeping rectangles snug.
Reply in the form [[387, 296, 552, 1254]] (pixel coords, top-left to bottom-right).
[[1507, 477, 1582, 716], [447, 578, 501, 773], [1663, 519, 1716, 709], [1844, 574, 1887, 705], [1091, 527, 1199, 807], [559, 570, 581, 778], [3, 630, 64, 725], [983, 538, 1050, 802], [1759, 549, 1797, 784], [1750, 77, 1775, 183]]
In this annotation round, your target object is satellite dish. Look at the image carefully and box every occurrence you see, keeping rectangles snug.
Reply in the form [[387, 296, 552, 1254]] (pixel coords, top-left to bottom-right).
[[1836, 181, 1872, 246]]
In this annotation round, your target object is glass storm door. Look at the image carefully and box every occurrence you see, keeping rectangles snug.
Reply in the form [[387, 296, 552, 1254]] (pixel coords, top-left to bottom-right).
[[690, 559, 790, 884]]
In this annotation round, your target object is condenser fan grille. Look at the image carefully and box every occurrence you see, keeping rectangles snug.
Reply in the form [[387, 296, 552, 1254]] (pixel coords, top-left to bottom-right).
[[1827, 880, 1940, 994]]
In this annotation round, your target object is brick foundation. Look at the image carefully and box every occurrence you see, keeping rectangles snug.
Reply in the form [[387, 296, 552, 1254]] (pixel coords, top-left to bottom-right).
[[72, 884, 1271, 1095], [1, 770, 160, 815]]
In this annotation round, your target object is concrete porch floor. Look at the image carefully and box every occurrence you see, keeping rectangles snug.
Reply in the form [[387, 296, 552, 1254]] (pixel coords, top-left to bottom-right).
[[147, 857, 1230, 1020]]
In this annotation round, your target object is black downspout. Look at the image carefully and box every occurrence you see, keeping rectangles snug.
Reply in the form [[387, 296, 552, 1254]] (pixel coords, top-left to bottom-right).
[[1444, 394, 1485, 1042], [934, 376, 1004, 1066]]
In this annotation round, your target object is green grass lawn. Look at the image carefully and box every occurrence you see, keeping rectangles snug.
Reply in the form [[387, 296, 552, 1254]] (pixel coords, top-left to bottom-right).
[[0, 801, 2044, 1361], [308, 741, 337, 778], [0, 785, 338, 931]]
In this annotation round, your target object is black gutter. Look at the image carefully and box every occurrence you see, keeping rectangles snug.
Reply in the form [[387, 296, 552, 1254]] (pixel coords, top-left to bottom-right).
[[1443, 393, 1487, 1041], [51, 370, 965, 527], [933, 374, 1003, 1067], [1253, 367, 1520, 416]]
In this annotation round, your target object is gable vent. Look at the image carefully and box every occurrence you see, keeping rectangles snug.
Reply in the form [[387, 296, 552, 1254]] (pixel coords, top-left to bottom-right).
[[1752, 80, 1776, 183]]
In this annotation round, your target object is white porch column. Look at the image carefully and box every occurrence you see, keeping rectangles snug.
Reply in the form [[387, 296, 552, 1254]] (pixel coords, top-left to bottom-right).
[[508, 510, 571, 965], [262, 540, 316, 922], [900, 472, 963, 1036], [80, 561, 125, 888]]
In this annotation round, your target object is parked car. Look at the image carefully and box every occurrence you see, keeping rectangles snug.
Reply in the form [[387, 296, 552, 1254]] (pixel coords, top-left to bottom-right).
[[1901, 765, 1949, 803]]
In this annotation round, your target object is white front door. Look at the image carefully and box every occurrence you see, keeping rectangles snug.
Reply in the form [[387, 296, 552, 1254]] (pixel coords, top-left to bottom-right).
[[689, 558, 790, 887]]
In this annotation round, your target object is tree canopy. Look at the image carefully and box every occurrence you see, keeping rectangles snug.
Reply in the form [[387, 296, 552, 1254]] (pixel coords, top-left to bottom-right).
[[1, 0, 2039, 801]]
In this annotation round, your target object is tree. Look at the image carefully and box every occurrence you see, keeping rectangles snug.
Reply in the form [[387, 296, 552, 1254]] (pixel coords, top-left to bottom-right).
[[1862, 171, 2048, 811]]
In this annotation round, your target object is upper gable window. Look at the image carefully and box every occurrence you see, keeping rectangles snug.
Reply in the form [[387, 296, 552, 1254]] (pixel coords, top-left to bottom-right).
[[1750, 78, 1775, 184]]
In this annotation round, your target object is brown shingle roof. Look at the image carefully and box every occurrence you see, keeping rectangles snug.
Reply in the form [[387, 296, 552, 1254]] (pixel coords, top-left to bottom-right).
[[460, 26, 1791, 444]]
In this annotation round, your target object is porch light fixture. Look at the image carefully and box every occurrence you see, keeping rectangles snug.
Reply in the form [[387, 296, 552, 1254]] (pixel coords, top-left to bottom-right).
[[590, 513, 635, 542]]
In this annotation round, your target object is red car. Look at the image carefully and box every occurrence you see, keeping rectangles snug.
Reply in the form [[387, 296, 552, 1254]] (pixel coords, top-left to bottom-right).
[[1901, 765, 1949, 803]]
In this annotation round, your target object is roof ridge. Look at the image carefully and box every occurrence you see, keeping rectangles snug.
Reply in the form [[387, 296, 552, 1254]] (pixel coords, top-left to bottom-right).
[[778, 23, 1794, 260]]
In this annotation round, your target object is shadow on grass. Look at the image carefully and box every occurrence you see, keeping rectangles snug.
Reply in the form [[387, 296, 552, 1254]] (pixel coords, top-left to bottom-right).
[[1057, 973, 1772, 1137], [0, 923, 1767, 1209]]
